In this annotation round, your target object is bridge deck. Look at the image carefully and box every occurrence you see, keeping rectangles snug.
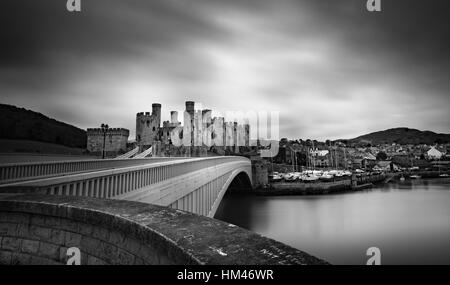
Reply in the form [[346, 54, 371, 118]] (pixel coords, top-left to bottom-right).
[[0, 156, 252, 217], [0, 157, 190, 185]]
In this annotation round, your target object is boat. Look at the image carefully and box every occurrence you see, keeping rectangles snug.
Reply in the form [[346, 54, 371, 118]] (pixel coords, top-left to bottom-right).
[[284, 173, 297, 182], [334, 172, 344, 177], [293, 173, 302, 180], [343, 171, 352, 177], [399, 175, 405, 181], [410, 175, 422, 179], [302, 175, 319, 182], [319, 174, 334, 181], [312, 170, 323, 177], [328, 170, 338, 176], [439, 174, 449, 178], [273, 175, 283, 182], [269, 172, 283, 182]]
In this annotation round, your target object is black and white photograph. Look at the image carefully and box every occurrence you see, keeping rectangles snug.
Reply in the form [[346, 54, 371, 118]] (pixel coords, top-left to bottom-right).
[[1, 0, 450, 271]]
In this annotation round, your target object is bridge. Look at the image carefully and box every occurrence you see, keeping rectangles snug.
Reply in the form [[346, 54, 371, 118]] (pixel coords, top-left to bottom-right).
[[0, 156, 252, 217], [0, 156, 326, 265]]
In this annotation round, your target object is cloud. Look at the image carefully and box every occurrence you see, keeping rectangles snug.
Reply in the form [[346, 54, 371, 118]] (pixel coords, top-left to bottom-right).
[[0, 0, 449, 141]]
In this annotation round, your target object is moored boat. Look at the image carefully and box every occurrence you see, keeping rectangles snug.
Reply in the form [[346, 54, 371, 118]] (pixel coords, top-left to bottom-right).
[[302, 175, 320, 182], [320, 174, 334, 181], [284, 173, 297, 182], [343, 171, 352, 177]]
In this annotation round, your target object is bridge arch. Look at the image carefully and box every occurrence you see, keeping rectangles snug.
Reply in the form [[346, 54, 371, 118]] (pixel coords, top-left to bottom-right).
[[228, 171, 253, 192], [207, 169, 252, 218]]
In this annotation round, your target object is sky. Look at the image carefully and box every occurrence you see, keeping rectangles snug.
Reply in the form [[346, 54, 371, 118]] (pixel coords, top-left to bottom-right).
[[1, 0, 449, 141]]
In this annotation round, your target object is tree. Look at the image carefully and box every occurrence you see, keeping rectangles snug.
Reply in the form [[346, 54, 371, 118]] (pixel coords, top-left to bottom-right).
[[376, 151, 388, 161]]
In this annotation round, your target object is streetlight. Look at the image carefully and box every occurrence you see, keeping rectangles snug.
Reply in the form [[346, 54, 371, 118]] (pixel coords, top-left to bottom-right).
[[101, 123, 109, 159]]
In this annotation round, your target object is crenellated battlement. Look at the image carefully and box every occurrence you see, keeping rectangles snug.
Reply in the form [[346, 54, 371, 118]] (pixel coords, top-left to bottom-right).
[[87, 128, 130, 136], [136, 112, 152, 117]]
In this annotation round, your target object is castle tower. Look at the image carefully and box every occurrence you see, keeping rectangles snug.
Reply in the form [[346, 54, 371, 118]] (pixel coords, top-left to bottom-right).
[[170, 111, 178, 124], [202, 109, 212, 148], [202, 109, 211, 118], [136, 103, 162, 148], [185, 101, 195, 117], [152, 103, 161, 127], [185, 101, 195, 150]]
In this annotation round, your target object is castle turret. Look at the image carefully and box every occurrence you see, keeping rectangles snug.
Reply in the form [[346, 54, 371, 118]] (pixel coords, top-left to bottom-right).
[[202, 109, 211, 117], [136, 103, 162, 147], [170, 111, 178, 124], [185, 101, 195, 116], [152, 103, 161, 127]]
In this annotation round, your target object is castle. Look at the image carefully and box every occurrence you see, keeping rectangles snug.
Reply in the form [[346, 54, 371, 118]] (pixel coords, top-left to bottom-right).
[[136, 101, 251, 157], [87, 101, 251, 158]]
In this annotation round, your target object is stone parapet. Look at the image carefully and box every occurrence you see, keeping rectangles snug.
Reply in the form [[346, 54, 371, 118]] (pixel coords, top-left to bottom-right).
[[0, 194, 328, 265]]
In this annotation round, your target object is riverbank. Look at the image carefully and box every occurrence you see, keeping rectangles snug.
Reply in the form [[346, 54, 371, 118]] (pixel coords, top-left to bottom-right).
[[402, 170, 450, 179], [256, 180, 353, 195], [254, 173, 385, 195], [253, 171, 450, 196]]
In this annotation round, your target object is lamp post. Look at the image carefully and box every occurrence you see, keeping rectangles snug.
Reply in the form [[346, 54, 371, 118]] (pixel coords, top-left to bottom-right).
[[101, 123, 109, 159]]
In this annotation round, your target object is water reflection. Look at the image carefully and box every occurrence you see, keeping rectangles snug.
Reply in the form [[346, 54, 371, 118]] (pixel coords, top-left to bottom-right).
[[214, 179, 450, 264]]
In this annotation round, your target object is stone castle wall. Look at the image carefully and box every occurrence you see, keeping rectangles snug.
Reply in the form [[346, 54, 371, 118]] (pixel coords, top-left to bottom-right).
[[86, 128, 129, 157]]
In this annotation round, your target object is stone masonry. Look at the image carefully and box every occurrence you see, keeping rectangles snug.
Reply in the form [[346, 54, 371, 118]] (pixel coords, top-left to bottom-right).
[[86, 128, 129, 157], [0, 194, 328, 265]]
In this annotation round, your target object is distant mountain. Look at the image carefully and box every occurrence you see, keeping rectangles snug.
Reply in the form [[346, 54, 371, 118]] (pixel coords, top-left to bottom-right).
[[0, 104, 86, 148], [344, 128, 450, 145]]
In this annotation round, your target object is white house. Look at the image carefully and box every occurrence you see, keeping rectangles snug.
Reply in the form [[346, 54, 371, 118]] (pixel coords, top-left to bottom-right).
[[427, 146, 443, 159], [374, 161, 400, 172]]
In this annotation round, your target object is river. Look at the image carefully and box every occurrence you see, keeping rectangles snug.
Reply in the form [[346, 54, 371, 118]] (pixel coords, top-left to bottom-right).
[[214, 178, 450, 265]]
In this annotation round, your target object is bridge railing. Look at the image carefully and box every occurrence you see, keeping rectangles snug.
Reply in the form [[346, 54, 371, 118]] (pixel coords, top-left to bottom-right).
[[0, 156, 251, 200], [0, 157, 190, 184]]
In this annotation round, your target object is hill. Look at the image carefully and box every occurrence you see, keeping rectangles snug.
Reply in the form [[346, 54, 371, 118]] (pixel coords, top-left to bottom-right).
[[346, 127, 450, 145], [0, 139, 90, 159], [0, 104, 87, 149]]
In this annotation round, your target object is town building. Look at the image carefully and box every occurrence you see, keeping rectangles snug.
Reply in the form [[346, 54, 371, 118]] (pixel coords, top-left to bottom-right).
[[427, 146, 444, 159]]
